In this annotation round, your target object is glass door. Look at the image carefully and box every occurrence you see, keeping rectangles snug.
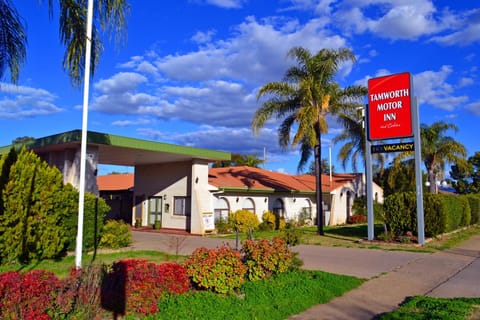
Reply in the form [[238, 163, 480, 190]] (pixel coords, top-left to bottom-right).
[[148, 196, 163, 226]]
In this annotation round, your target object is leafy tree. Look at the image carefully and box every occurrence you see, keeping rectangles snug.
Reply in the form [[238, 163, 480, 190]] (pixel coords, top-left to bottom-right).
[[450, 151, 480, 194], [0, 0, 129, 85], [212, 153, 264, 168], [375, 159, 416, 197], [307, 158, 333, 175], [12, 136, 35, 144], [252, 46, 366, 234], [0, 147, 74, 263]]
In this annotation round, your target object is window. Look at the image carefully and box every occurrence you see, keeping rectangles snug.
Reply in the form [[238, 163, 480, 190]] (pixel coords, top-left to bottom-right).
[[214, 197, 230, 221], [242, 197, 255, 214], [273, 198, 284, 217], [174, 196, 191, 216]]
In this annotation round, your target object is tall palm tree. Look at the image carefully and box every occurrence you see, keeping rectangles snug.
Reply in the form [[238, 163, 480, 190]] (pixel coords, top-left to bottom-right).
[[421, 121, 467, 193], [333, 106, 385, 173], [390, 121, 467, 194], [0, 0, 129, 85], [252, 46, 366, 235]]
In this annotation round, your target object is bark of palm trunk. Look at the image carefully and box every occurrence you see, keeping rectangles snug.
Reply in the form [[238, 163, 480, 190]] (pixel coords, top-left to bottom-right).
[[428, 170, 437, 194], [315, 144, 324, 235]]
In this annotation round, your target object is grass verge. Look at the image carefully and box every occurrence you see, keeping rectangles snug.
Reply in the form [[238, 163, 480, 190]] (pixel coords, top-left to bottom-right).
[[378, 296, 480, 320], [0, 250, 180, 278], [212, 224, 480, 253], [136, 270, 364, 320]]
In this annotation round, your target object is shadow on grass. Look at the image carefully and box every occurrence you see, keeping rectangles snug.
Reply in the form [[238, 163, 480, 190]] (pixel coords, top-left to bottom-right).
[[324, 224, 385, 239]]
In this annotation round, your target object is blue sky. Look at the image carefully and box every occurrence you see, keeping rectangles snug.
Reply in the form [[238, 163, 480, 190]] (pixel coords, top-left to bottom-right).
[[1, 0, 479, 176]]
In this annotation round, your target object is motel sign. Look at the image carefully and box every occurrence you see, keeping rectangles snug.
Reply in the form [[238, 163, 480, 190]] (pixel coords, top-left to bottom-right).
[[367, 72, 413, 141]]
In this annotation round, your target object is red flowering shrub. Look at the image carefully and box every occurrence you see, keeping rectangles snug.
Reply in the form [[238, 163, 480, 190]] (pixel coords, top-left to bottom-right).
[[242, 237, 294, 281], [185, 246, 246, 294], [0, 270, 61, 320], [347, 215, 367, 224], [102, 259, 189, 316]]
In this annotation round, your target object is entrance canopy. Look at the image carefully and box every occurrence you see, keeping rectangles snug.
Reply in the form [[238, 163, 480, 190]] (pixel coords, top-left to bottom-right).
[[0, 130, 231, 166]]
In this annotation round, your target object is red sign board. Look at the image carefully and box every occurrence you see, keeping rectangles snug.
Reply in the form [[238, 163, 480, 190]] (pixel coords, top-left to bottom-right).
[[367, 72, 413, 141]]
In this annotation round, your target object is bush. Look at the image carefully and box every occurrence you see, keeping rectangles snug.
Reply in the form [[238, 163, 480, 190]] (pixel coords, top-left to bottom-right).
[[260, 210, 286, 230], [347, 215, 367, 224], [241, 238, 294, 282], [0, 270, 61, 320], [228, 209, 260, 233], [0, 148, 75, 264], [99, 220, 132, 249], [64, 191, 110, 252], [442, 195, 471, 230], [214, 216, 231, 233], [280, 223, 302, 246], [102, 259, 189, 316], [185, 246, 246, 294], [465, 194, 479, 225]]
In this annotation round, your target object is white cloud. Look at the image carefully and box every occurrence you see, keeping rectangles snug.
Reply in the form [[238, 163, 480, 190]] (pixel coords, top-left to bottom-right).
[[465, 101, 480, 116], [209, 0, 245, 9], [0, 83, 63, 119], [191, 30, 216, 44], [413, 66, 469, 111], [112, 118, 153, 126], [430, 9, 480, 45]]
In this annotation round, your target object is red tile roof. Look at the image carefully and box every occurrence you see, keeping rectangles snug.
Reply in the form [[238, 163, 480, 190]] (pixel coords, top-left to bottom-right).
[[209, 166, 359, 193], [96, 167, 360, 193], [97, 173, 134, 191]]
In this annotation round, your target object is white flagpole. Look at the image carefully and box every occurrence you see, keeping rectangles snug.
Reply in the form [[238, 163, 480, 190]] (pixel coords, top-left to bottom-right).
[[75, 0, 94, 269]]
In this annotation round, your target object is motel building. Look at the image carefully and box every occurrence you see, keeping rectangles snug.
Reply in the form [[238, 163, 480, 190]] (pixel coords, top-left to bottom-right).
[[1, 130, 383, 235]]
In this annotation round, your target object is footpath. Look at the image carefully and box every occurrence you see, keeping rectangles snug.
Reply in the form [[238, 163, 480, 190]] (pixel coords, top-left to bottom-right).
[[131, 230, 480, 320]]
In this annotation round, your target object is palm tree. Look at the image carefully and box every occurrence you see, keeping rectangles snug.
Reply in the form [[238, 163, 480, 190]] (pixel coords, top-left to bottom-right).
[[421, 122, 467, 193], [252, 46, 366, 235], [333, 106, 385, 173], [390, 121, 467, 194], [0, 0, 129, 85]]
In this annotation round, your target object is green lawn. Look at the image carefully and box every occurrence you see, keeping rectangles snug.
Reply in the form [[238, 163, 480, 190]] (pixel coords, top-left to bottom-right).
[[0, 250, 179, 278], [379, 296, 480, 320], [135, 270, 364, 320], [212, 223, 480, 253]]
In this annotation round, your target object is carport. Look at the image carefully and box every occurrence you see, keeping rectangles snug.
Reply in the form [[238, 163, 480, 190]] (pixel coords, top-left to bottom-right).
[[0, 130, 231, 234]]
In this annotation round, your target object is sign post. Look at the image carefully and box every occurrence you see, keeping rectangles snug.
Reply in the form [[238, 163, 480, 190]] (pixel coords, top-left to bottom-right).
[[366, 72, 425, 244]]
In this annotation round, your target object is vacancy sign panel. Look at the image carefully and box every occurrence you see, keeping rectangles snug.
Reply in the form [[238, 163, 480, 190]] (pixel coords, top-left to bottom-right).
[[367, 72, 413, 141]]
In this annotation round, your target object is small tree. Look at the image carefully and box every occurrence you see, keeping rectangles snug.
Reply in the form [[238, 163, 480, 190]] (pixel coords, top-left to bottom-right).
[[0, 148, 73, 263]]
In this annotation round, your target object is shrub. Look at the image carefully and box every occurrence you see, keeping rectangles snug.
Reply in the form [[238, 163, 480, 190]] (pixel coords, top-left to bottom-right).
[[64, 191, 110, 252], [241, 237, 294, 282], [0, 148, 75, 264], [280, 223, 302, 246], [442, 195, 471, 230], [0, 270, 61, 320], [214, 216, 231, 233], [260, 210, 286, 230], [347, 215, 367, 224], [99, 220, 132, 249], [102, 259, 189, 316], [228, 209, 260, 233], [466, 194, 480, 225], [185, 246, 246, 294]]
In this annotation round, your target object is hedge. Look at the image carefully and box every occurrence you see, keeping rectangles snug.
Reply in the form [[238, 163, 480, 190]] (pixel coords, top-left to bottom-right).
[[384, 192, 474, 238]]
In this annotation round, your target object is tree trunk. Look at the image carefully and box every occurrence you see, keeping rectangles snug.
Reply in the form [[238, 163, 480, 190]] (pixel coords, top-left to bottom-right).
[[315, 144, 324, 235], [428, 169, 436, 194]]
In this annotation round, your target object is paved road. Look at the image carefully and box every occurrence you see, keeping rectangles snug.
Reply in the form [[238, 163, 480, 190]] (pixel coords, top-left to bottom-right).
[[131, 230, 480, 319]]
